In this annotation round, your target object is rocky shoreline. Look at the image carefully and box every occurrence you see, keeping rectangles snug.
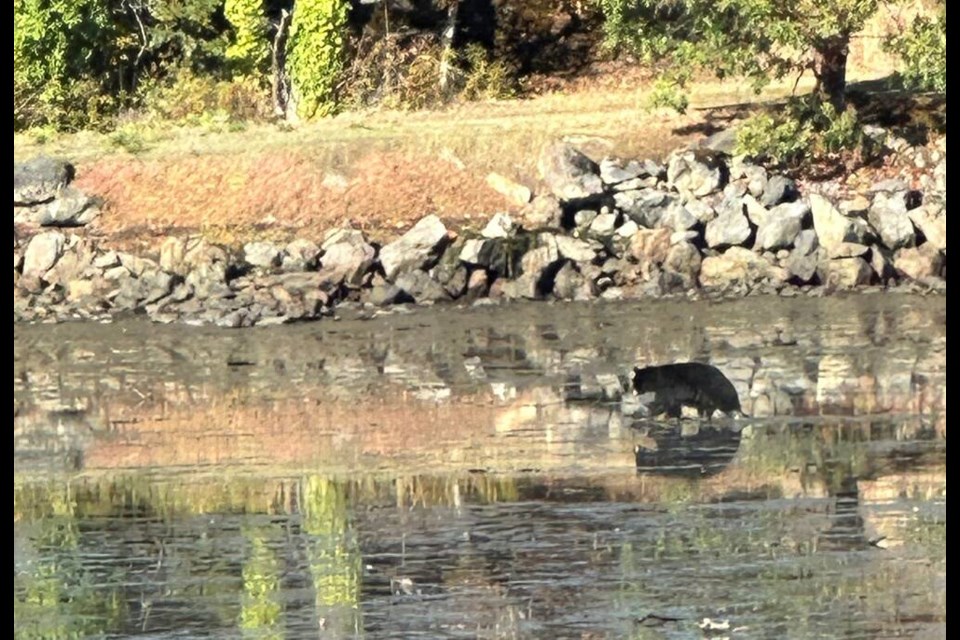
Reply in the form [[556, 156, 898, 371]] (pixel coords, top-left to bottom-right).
[[14, 129, 946, 327]]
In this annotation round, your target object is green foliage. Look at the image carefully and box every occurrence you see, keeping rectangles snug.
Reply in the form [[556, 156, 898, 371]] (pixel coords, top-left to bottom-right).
[[224, 0, 270, 77], [240, 532, 283, 639], [135, 68, 272, 123], [885, 8, 946, 93], [286, 0, 350, 119], [735, 97, 864, 166], [597, 0, 883, 110], [109, 124, 150, 154], [13, 0, 121, 130], [459, 44, 517, 102]]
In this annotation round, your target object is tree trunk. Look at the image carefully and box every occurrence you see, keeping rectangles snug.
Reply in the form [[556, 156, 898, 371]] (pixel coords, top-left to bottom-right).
[[813, 35, 849, 112], [439, 2, 459, 95], [271, 9, 293, 120]]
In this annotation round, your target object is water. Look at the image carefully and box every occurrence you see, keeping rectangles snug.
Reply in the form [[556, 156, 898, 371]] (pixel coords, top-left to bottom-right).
[[14, 293, 946, 639]]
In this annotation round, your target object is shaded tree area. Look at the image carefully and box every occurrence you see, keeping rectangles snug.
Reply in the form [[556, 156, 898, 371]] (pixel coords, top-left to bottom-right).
[[13, 0, 944, 133]]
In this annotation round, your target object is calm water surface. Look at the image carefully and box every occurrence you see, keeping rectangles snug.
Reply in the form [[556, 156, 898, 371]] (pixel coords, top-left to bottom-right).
[[14, 294, 946, 639]]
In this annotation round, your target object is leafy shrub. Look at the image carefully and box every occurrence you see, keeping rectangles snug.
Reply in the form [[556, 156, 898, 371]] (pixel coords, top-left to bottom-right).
[[735, 97, 864, 167], [135, 69, 272, 123], [885, 10, 946, 93], [459, 44, 517, 102]]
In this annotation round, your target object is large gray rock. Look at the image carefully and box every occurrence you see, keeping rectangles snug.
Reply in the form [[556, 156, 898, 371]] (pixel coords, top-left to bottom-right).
[[537, 142, 604, 201], [729, 159, 768, 198], [555, 235, 598, 262], [907, 202, 946, 251], [481, 213, 518, 239], [754, 201, 808, 251], [243, 241, 282, 269], [518, 194, 562, 229], [629, 228, 672, 267], [810, 194, 874, 257], [282, 238, 322, 271], [700, 247, 786, 289], [511, 235, 562, 299], [588, 211, 619, 237], [460, 237, 518, 276], [658, 201, 699, 231], [661, 241, 702, 292], [868, 193, 916, 250], [379, 215, 449, 280], [740, 194, 771, 227], [784, 230, 821, 283], [599, 157, 644, 185], [34, 186, 100, 227], [424, 237, 469, 298], [551, 262, 585, 300], [394, 270, 450, 303], [44, 236, 97, 286], [22, 231, 66, 279], [666, 149, 725, 197], [760, 175, 797, 207], [704, 199, 752, 249], [319, 237, 376, 287], [894, 244, 944, 281], [615, 189, 677, 228], [14, 157, 74, 205], [822, 257, 874, 290]]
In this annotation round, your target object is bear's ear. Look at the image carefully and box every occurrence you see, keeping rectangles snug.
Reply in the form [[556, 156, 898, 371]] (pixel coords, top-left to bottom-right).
[[634, 444, 641, 454], [630, 368, 639, 380]]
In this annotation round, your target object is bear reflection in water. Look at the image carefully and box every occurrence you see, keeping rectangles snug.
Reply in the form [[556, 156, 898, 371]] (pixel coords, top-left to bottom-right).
[[630, 363, 745, 477], [632, 421, 743, 477]]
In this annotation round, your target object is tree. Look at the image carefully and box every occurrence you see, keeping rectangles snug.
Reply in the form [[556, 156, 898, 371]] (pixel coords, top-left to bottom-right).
[[14, 0, 118, 129], [884, 3, 945, 93], [225, 0, 271, 77], [598, 0, 884, 113], [286, 0, 349, 120]]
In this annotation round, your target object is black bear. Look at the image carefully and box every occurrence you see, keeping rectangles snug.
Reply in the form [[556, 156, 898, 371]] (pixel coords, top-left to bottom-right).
[[631, 362, 744, 420]]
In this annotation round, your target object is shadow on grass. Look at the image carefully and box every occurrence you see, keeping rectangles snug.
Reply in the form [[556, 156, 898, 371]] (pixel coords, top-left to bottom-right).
[[672, 73, 946, 146]]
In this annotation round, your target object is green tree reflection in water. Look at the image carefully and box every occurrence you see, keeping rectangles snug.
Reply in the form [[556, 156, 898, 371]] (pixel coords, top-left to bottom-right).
[[239, 530, 284, 640], [301, 476, 362, 636], [14, 480, 123, 639]]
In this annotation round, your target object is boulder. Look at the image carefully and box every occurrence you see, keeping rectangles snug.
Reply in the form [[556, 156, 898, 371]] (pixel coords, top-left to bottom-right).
[[394, 270, 451, 303], [379, 215, 449, 280], [810, 194, 874, 257], [760, 175, 797, 207], [894, 244, 944, 281], [704, 199, 752, 249], [243, 241, 282, 269], [667, 149, 725, 197], [822, 257, 874, 290], [907, 202, 946, 251], [754, 201, 808, 251], [282, 238, 322, 271], [700, 247, 786, 290], [481, 213, 518, 239], [518, 194, 563, 229], [22, 231, 66, 280], [868, 192, 916, 250], [537, 142, 604, 201], [319, 238, 375, 287], [14, 157, 74, 205]]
